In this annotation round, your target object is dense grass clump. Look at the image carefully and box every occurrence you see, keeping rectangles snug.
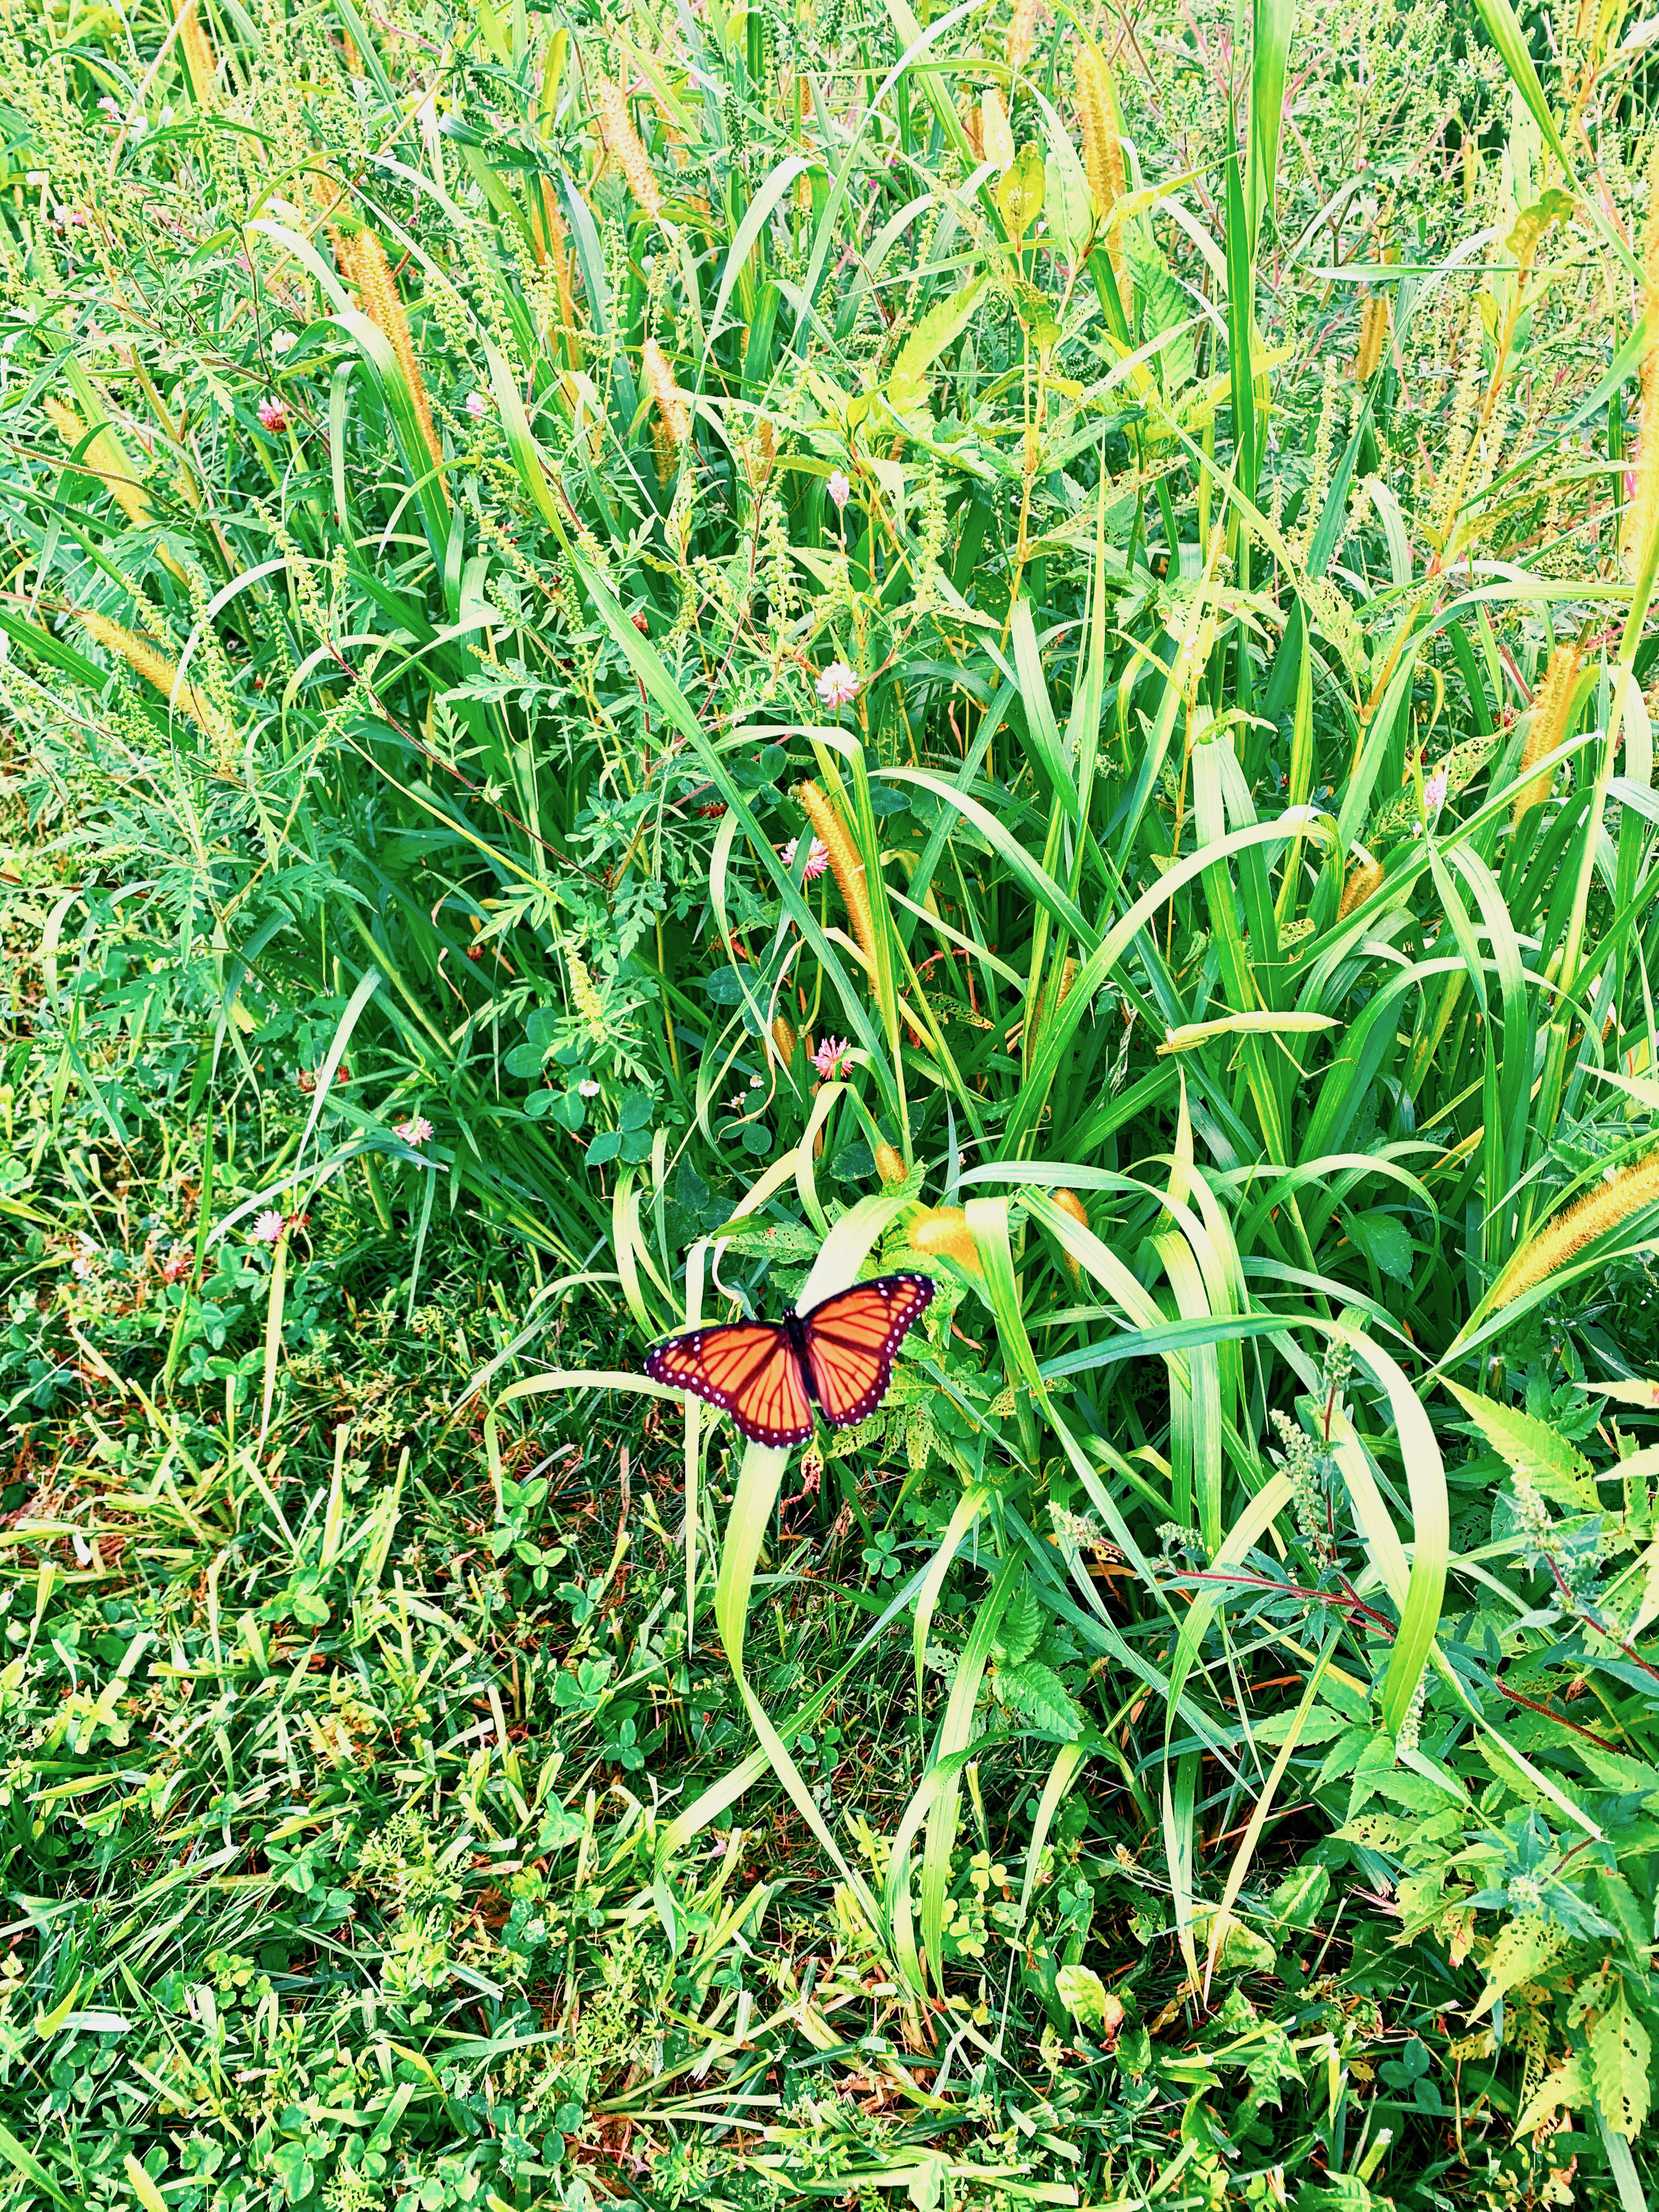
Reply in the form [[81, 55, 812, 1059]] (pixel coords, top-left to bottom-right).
[[3, 0, 1659, 2202]]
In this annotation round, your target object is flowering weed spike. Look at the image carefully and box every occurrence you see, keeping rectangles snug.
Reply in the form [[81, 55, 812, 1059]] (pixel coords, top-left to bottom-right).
[[348, 229, 443, 471], [795, 779, 876, 973], [1511, 641, 1584, 826], [1491, 1150, 1659, 1310], [593, 77, 663, 218]]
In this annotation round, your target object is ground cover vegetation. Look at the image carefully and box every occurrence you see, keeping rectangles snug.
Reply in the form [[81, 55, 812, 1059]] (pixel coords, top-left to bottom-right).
[[2, 0, 1659, 2201]]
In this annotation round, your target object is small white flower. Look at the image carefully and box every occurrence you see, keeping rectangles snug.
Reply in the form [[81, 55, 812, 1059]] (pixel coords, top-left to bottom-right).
[[271, 329, 298, 355], [578, 1079, 601, 1097], [465, 391, 489, 420], [816, 659, 860, 709], [827, 469, 851, 510], [782, 835, 830, 881]]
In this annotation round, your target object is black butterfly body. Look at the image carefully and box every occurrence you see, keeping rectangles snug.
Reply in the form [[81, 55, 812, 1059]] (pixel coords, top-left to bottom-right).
[[645, 1272, 934, 1447]]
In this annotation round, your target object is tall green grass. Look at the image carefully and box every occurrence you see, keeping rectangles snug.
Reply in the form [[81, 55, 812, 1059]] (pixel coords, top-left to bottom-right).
[[6, 0, 1659, 2195]]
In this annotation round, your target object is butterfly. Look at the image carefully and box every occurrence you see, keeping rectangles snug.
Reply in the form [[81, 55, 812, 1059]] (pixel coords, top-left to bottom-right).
[[645, 1273, 935, 1448]]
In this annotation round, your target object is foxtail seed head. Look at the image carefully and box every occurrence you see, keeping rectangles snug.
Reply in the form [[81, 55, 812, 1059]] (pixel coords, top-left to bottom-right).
[[173, 0, 217, 105], [874, 1142, 907, 1185], [593, 77, 663, 218], [1491, 1150, 1659, 1310], [1049, 1187, 1088, 1284], [909, 1205, 981, 1276], [1031, 957, 1079, 1039], [347, 229, 443, 471], [1006, 0, 1039, 67], [1622, 136, 1659, 579], [642, 338, 691, 450], [1074, 44, 1126, 287], [76, 608, 223, 740], [794, 780, 877, 972], [1512, 641, 1584, 827], [1354, 294, 1390, 385], [770, 1013, 797, 1065], [44, 397, 156, 535], [1338, 855, 1384, 919]]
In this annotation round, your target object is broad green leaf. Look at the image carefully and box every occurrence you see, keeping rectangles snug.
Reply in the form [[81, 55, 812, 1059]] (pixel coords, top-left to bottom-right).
[[996, 144, 1046, 240], [1442, 1381, 1598, 1510], [1592, 1983, 1652, 2139], [1057, 1962, 1120, 2034], [886, 276, 985, 433]]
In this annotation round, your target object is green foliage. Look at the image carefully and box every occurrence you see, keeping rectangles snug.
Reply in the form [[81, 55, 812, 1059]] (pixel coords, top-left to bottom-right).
[[4, 0, 1659, 2200]]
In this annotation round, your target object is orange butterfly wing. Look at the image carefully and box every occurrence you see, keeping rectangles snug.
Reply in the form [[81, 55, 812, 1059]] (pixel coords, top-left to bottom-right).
[[645, 1320, 814, 1447], [800, 1273, 934, 1428]]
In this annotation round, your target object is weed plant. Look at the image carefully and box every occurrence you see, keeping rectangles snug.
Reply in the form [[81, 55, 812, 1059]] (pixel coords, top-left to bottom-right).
[[2, 0, 1659, 2202]]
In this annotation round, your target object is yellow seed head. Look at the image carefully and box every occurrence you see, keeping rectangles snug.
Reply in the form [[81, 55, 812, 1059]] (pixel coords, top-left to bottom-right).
[[909, 1205, 982, 1276], [76, 608, 223, 739], [1030, 957, 1079, 1039], [874, 1141, 907, 1185], [174, 0, 217, 105], [44, 396, 157, 535], [1051, 1188, 1088, 1232], [1338, 857, 1384, 919], [642, 338, 691, 450], [1354, 295, 1390, 385], [1049, 1187, 1088, 1284], [771, 1013, 797, 1064], [795, 779, 877, 973], [568, 949, 607, 1038], [1491, 1150, 1659, 1310], [536, 185, 584, 368], [1074, 44, 1126, 286], [1623, 137, 1659, 579], [1006, 0, 1039, 70], [347, 229, 443, 471], [594, 77, 663, 219], [1512, 641, 1584, 827]]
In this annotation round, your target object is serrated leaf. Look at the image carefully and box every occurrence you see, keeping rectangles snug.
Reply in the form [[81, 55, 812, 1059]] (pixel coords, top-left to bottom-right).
[[1242, 2022, 1302, 2109], [995, 144, 1046, 240], [1578, 1745, 1659, 1798], [1469, 1915, 1572, 2019], [1315, 1722, 1376, 1789], [1334, 1812, 1411, 1853], [885, 276, 985, 434], [998, 1657, 1082, 1738], [1591, 1983, 1651, 2138], [1128, 238, 1194, 394], [1344, 1730, 1401, 1818], [1514, 2050, 1594, 2136], [1443, 1381, 1598, 1510], [1590, 1378, 1659, 1409], [992, 1579, 1044, 1666]]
